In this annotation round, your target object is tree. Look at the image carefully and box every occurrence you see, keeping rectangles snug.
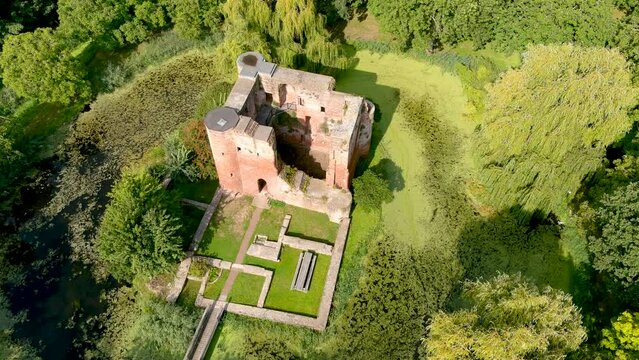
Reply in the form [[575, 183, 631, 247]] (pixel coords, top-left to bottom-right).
[[424, 273, 586, 359], [336, 237, 429, 359], [352, 169, 393, 211], [476, 44, 635, 218], [366, 0, 618, 50], [96, 172, 183, 281], [588, 182, 639, 285], [0, 28, 89, 103], [221, 0, 348, 71], [602, 311, 639, 360]]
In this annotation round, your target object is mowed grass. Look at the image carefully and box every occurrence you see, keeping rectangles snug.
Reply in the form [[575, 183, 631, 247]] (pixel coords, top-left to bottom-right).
[[254, 201, 339, 243], [197, 196, 253, 261], [172, 178, 219, 203], [177, 279, 200, 309], [204, 269, 230, 300], [244, 246, 330, 316], [228, 273, 264, 306]]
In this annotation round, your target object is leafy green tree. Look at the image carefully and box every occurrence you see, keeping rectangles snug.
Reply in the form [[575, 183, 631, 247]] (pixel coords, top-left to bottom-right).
[[476, 44, 635, 218], [352, 169, 393, 211], [336, 237, 428, 359], [424, 273, 586, 359], [0, 28, 90, 103], [588, 182, 639, 285], [221, 0, 348, 71], [367, 0, 617, 50], [165, 0, 222, 39], [57, 0, 121, 43], [0, 0, 58, 47], [97, 172, 183, 281], [602, 311, 639, 360]]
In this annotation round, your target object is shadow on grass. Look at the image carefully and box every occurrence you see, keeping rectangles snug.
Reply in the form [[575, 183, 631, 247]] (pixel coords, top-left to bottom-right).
[[457, 207, 578, 294]]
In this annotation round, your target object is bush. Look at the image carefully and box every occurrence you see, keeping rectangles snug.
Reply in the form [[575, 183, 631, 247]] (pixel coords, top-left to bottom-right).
[[159, 132, 199, 181], [97, 171, 183, 281], [352, 169, 393, 211]]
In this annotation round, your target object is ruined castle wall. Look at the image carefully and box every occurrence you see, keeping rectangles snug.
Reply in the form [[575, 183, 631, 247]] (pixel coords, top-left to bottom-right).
[[206, 130, 243, 192]]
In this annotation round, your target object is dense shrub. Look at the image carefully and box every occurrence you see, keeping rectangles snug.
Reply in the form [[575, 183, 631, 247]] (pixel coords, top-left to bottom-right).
[[367, 0, 618, 50], [90, 288, 199, 360], [352, 169, 393, 211], [335, 237, 429, 359], [97, 172, 183, 281], [0, 28, 90, 104], [588, 182, 639, 286]]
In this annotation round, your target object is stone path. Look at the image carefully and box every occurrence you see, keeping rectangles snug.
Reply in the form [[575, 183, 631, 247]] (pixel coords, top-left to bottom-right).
[[190, 189, 226, 253], [181, 198, 210, 211], [219, 207, 264, 300], [166, 189, 225, 303], [186, 206, 264, 359], [166, 257, 192, 303], [315, 217, 350, 329], [188, 301, 227, 360]]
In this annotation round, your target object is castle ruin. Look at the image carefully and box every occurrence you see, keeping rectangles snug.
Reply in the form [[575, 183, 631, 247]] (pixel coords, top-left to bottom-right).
[[204, 52, 374, 222]]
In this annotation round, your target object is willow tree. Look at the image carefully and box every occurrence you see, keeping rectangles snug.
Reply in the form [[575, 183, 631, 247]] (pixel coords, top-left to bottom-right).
[[424, 273, 586, 359], [476, 44, 636, 218], [221, 0, 347, 70]]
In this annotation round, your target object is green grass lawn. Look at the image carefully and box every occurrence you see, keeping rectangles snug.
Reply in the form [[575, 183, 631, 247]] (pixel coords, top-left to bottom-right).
[[254, 201, 339, 243], [172, 178, 219, 203], [227, 273, 264, 306], [244, 246, 330, 316], [203, 269, 230, 300], [197, 196, 253, 261], [176, 279, 200, 309]]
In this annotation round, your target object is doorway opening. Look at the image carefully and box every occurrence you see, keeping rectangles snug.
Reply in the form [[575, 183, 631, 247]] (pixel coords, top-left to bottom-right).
[[258, 179, 267, 192]]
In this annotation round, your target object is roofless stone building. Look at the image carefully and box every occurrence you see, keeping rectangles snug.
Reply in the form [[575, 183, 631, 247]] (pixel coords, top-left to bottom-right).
[[204, 52, 374, 222]]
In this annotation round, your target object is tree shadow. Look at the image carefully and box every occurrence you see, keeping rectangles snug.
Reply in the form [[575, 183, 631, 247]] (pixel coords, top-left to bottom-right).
[[456, 206, 580, 301], [369, 158, 405, 192]]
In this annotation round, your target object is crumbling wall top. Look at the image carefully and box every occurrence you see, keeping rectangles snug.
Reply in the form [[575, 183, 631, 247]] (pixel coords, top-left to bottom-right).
[[236, 51, 277, 79]]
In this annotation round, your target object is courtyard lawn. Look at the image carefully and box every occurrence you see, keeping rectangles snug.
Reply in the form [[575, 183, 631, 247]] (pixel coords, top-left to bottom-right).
[[172, 178, 219, 203], [244, 246, 330, 316], [203, 269, 230, 300], [227, 273, 264, 306], [176, 279, 200, 309], [254, 201, 339, 244], [197, 196, 253, 261]]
